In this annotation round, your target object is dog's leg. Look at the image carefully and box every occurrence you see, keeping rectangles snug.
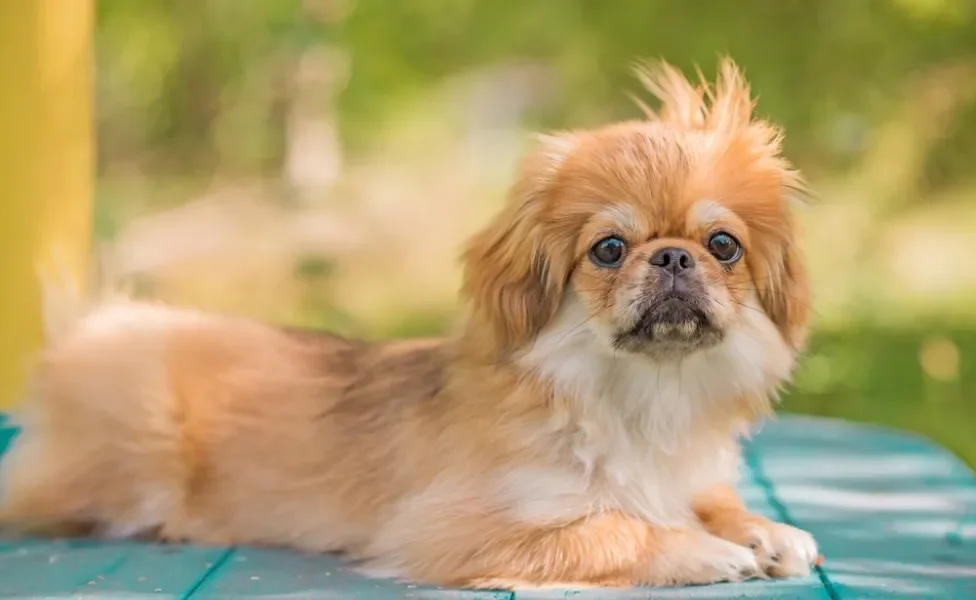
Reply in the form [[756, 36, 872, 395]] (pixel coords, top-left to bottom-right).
[[417, 510, 761, 589], [693, 484, 818, 578]]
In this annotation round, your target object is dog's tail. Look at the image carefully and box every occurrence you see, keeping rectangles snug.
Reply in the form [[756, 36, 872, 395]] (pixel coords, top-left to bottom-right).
[[35, 244, 133, 347]]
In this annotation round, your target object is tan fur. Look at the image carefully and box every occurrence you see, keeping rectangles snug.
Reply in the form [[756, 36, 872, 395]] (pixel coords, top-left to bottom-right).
[[693, 484, 818, 579], [0, 59, 817, 589]]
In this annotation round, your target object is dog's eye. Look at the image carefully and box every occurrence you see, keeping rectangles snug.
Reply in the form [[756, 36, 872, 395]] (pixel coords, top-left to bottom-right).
[[707, 232, 742, 264], [589, 236, 627, 268]]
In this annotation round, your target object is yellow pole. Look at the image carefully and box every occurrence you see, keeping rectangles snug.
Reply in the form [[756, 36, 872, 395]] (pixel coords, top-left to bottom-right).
[[0, 1, 93, 408]]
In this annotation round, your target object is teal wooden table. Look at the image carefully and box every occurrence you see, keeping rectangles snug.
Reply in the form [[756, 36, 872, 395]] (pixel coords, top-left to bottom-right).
[[1, 413, 974, 599]]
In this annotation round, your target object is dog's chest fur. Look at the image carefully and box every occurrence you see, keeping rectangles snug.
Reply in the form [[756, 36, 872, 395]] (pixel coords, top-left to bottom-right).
[[492, 297, 788, 527], [494, 362, 743, 528]]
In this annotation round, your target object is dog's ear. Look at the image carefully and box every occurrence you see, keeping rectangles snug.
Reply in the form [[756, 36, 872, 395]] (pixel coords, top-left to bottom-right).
[[460, 134, 578, 357], [753, 213, 811, 351]]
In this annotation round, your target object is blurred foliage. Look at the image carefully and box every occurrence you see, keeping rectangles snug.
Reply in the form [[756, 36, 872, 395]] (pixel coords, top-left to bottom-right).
[[90, 0, 976, 463], [790, 328, 976, 466], [96, 0, 976, 177]]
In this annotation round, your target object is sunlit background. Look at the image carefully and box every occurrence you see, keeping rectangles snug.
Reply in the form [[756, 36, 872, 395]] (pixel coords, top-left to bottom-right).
[[92, 1, 974, 462]]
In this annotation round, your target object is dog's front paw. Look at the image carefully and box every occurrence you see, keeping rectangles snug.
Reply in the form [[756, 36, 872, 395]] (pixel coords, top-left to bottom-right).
[[639, 530, 763, 587], [723, 518, 818, 578]]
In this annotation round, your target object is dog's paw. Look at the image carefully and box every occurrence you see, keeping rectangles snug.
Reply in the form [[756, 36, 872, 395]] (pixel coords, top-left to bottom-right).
[[726, 518, 818, 578], [640, 530, 763, 587]]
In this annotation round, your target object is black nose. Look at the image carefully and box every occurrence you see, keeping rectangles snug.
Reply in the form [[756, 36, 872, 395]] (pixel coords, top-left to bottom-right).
[[649, 247, 695, 273]]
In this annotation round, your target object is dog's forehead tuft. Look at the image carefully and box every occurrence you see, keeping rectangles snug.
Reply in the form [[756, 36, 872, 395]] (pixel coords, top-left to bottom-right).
[[542, 120, 796, 248], [558, 126, 690, 204]]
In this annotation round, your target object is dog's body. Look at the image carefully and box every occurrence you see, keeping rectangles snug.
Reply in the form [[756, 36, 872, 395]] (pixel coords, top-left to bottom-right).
[[0, 60, 819, 589]]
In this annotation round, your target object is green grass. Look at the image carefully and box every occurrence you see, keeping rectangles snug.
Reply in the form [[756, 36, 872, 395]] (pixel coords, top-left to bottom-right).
[[782, 326, 976, 468]]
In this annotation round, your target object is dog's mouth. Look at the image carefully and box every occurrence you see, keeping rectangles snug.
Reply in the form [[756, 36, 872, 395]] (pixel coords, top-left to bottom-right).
[[613, 292, 723, 356]]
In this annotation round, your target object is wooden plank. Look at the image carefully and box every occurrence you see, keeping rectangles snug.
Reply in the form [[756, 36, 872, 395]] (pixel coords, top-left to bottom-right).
[[0, 536, 222, 598], [749, 414, 976, 598], [3, 414, 973, 597], [739, 460, 786, 520], [189, 547, 512, 599], [0, 538, 128, 597], [0, 415, 15, 456], [0, 534, 230, 598], [58, 542, 227, 598], [512, 579, 828, 600], [0, 537, 223, 598]]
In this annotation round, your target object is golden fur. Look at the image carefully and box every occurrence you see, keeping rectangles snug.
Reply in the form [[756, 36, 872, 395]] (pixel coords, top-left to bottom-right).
[[0, 59, 818, 589]]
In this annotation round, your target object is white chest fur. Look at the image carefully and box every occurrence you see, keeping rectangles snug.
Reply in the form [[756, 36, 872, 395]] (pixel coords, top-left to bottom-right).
[[498, 294, 793, 527]]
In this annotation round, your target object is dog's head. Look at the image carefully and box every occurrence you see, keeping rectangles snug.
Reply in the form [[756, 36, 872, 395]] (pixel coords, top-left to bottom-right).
[[461, 59, 809, 374]]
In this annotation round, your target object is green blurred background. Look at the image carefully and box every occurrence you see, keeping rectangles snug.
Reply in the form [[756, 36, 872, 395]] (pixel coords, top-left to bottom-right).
[[93, 1, 975, 463]]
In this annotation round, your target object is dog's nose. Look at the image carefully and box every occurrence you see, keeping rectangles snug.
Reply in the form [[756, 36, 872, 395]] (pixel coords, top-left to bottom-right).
[[649, 247, 695, 273]]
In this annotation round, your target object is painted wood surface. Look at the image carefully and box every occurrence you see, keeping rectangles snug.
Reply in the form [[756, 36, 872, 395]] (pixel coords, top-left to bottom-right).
[[1, 413, 973, 598], [0, 0, 94, 410]]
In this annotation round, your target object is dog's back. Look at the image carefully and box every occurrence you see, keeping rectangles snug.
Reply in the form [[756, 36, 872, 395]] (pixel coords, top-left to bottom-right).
[[0, 294, 446, 552]]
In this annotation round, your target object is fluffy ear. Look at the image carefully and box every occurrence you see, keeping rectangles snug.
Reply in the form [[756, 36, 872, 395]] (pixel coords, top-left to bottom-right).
[[460, 134, 578, 356], [753, 215, 811, 351]]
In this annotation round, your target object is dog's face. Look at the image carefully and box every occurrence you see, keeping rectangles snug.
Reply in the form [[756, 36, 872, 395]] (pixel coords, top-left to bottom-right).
[[570, 154, 759, 359], [462, 60, 809, 369]]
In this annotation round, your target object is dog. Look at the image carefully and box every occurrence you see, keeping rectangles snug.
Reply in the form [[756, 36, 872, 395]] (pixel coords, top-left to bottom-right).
[[0, 58, 818, 589]]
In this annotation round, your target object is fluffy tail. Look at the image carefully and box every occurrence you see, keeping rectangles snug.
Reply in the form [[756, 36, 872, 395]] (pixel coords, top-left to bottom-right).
[[35, 244, 133, 347], [0, 248, 137, 533]]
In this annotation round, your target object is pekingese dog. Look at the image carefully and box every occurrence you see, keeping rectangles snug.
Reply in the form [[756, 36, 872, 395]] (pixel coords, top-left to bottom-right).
[[0, 59, 818, 589]]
